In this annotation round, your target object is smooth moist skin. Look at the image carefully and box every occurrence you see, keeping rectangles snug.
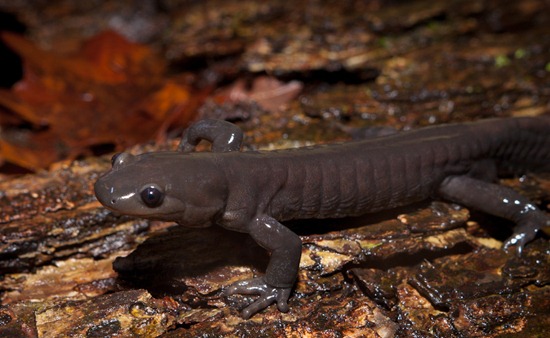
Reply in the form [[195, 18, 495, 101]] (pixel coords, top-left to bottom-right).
[[94, 117, 550, 318]]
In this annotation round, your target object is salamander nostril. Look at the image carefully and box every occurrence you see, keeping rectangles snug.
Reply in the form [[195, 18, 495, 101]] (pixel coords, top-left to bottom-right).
[[111, 199, 116, 204]]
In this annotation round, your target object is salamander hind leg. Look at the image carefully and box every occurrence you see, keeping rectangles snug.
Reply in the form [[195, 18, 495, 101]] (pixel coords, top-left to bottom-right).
[[224, 215, 302, 318], [437, 175, 549, 255], [178, 119, 244, 152]]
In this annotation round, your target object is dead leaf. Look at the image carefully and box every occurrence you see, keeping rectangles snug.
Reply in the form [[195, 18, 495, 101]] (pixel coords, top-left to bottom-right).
[[0, 31, 200, 171], [214, 76, 302, 112]]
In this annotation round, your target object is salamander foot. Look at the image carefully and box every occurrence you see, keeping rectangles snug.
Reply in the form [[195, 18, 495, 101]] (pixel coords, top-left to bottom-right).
[[503, 215, 549, 256], [225, 277, 292, 319]]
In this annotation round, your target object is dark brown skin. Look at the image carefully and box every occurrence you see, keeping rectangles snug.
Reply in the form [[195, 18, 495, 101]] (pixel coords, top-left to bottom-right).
[[94, 117, 550, 318]]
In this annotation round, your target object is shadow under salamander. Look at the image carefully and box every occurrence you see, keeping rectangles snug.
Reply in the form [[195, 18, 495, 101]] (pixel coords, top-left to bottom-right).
[[113, 225, 269, 294]]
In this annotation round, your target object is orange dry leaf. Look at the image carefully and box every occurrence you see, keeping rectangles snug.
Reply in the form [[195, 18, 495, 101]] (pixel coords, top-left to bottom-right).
[[0, 31, 199, 171], [141, 80, 192, 122]]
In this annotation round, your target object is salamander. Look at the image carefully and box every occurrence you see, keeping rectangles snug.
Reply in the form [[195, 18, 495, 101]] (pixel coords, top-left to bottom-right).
[[94, 117, 550, 318]]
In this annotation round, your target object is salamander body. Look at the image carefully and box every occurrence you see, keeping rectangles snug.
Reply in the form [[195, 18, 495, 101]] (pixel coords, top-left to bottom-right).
[[94, 117, 550, 318]]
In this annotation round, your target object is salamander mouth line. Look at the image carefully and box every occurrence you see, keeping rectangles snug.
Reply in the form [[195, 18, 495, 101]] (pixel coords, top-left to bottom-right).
[[102, 205, 185, 220]]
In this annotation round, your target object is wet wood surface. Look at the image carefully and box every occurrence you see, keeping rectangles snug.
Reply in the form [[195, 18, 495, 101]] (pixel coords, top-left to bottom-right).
[[0, 0, 549, 337]]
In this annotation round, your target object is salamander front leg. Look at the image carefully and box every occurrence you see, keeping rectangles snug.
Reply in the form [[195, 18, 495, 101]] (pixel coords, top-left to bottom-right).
[[225, 215, 302, 319], [437, 175, 549, 255]]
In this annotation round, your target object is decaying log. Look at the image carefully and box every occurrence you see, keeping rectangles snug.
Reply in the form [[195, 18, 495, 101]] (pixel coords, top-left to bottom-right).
[[0, 151, 548, 336], [1, 0, 550, 337]]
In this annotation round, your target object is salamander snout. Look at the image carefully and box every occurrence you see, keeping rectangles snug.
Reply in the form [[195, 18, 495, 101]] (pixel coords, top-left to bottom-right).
[[94, 179, 116, 208]]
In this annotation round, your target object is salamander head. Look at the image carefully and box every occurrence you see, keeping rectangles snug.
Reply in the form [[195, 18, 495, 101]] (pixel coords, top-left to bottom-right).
[[94, 152, 227, 227]]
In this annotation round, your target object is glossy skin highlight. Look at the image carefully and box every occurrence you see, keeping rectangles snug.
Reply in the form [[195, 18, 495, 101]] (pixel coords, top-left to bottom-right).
[[94, 118, 550, 318]]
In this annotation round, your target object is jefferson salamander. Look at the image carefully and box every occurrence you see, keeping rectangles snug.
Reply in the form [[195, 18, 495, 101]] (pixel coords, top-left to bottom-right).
[[94, 117, 550, 318]]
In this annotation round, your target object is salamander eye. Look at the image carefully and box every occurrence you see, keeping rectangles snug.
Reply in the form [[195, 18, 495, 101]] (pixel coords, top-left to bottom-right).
[[140, 185, 164, 208]]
